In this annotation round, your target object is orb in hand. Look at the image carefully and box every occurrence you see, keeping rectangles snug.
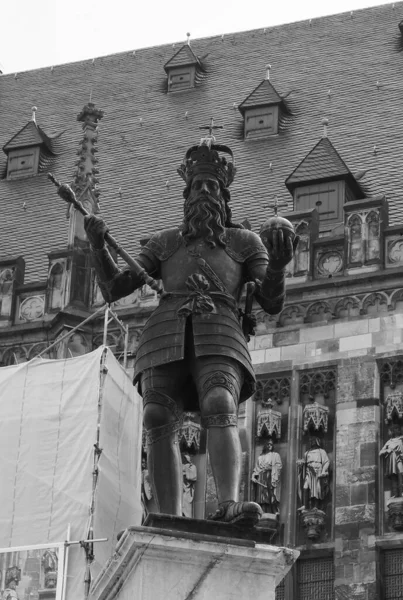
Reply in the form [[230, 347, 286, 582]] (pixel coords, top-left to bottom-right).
[[260, 215, 295, 247]]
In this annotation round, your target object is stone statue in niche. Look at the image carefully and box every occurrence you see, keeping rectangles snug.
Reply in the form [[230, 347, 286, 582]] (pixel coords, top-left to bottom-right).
[[380, 423, 403, 498], [58, 128, 297, 526], [297, 436, 330, 511], [297, 436, 330, 540], [182, 453, 197, 518], [251, 440, 282, 514]]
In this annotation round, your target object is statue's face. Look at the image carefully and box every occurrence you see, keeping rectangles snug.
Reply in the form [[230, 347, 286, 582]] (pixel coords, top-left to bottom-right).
[[9, 581, 16, 590], [263, 441, 273, 453], [190, 174, 221, 201], [390, 425, 402, 438], [310, 437, 320, 448]]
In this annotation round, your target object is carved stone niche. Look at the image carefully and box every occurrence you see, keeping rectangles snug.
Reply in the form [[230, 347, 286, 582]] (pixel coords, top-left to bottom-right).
[[281, 208, 319, 282], [313, 236, 344, 279], [384, 392, 403, 424], [344, 196, 387, 272]]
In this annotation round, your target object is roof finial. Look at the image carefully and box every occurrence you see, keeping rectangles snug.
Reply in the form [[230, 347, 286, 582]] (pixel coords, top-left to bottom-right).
[[89, 87, 93, 103], [186, 32, 191, 46], [265, 64, 271, 80], [199, 117, 223, 147], [321, 117, 329, 138], [31, 106, 37, 123]]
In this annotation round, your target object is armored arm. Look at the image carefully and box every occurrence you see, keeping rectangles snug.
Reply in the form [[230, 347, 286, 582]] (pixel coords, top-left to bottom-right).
[[90, 245, 158, 304], [246, 251, 286, 315]]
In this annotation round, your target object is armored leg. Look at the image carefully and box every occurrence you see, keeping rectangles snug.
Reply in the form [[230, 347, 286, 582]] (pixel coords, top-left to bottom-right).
[[142, 370, 184, 516], [195, 358, 262, 525]]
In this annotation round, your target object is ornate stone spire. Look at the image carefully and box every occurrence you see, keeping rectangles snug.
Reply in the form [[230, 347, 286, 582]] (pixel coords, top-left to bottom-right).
[[69, 102, 104, 244]]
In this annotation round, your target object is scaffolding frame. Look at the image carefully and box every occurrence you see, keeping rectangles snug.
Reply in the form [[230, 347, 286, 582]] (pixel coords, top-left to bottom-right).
[[36, 304, 129, 368]]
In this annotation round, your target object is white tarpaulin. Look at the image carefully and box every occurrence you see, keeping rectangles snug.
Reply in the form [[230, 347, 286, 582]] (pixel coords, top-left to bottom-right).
[[0, 346, 142, 599]]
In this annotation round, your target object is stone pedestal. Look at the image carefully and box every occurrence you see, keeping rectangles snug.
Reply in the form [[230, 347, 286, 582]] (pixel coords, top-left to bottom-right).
[[300, 507, 326, 540], [90, 516, 299, 600], [387, 497, 403, 531]]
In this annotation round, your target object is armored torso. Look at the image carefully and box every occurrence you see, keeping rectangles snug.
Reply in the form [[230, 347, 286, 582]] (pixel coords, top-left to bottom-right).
[[133, 227, 268, 402]]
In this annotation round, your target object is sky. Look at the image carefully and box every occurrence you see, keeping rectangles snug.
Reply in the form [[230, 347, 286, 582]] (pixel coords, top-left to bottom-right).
[[0, 0, 398, 74]]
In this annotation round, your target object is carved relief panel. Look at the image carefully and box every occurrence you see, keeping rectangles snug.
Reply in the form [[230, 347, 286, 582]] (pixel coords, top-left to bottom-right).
[[314, 241, 344, 279]]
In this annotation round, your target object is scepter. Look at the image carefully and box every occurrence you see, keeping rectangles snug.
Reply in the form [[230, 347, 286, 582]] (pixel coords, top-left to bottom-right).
[[47, 173, 163, 294]]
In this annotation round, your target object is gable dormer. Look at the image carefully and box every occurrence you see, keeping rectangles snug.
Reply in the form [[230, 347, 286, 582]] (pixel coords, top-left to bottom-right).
[[238, 67, 283, 139], [285, 131, 364, 234], [164, 42, 202, 92], [2, 108, 57, 179]]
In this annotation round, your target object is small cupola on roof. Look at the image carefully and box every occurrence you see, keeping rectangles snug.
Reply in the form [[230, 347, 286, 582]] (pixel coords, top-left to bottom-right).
[[164, 34, 203, 92], [238, 65, 284, 139], [285, 119, 364, 233], [2, 107, 60, 180]]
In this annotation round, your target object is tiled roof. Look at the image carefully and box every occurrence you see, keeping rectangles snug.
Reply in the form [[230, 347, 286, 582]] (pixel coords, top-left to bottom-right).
[[1, 3, 403, 283], [3, 121, 51, 152], [164, 44, 200, 71], [238, 79, 282, 114], [285, 136, 354, 189]]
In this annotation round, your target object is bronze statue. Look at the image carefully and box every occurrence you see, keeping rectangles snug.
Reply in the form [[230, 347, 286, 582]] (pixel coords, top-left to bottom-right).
[[251, 440, 282, 514], [380, 423, 403, 498], [55, 133, 297, 525], [298, 436, 330, 510]]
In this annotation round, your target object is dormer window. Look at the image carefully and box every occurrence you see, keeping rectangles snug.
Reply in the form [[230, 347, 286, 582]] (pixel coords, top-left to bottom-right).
[[2, 107, 59, 180], [164, 43, 202, 92], [285, 134, 364, 234], [244, 105, 279, 138], [7, 147, 40, 179], [238, 67, 283, 140]]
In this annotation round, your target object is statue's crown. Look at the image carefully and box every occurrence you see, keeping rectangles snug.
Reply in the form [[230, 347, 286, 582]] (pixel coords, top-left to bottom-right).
[[177, 138, 236, 188]]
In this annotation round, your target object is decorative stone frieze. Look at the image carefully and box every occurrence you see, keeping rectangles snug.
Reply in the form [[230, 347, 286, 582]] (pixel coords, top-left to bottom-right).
[[255, 376, 291, 406], [384, 392, 403, 423], [179, 413, 201, 451], [303, 402, 329, 433], [380, 357, 403, 389], [300, 367, 336, 401], [256, 408, 282, 439]]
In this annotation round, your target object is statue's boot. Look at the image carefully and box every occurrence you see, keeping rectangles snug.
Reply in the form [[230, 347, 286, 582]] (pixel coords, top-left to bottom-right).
[[208, 500, 263, 527]]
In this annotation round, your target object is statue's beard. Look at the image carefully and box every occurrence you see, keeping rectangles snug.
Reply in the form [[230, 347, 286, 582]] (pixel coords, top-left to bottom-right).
[[182, 193, 226, 248]]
